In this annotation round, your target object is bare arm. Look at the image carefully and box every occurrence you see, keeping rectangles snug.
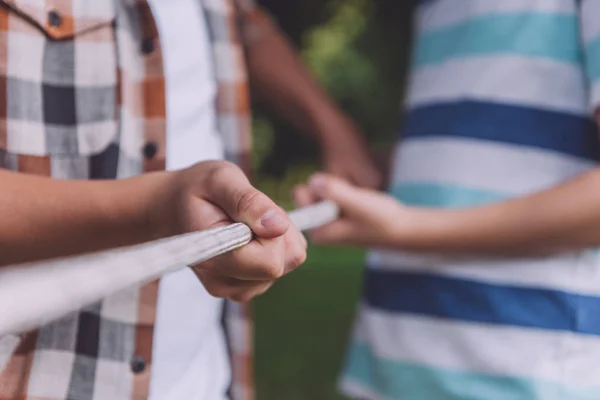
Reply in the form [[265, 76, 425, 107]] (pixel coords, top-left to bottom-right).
[[399, 167, 600, 256], [295, 166, 600, 257], [239, 7, 344, 143], [0, 169, 166, 266], [238, 6, 382, 188]]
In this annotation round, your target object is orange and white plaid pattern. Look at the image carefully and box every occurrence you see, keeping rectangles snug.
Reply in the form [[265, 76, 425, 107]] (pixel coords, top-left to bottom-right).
[[0, 0, 258, 398]]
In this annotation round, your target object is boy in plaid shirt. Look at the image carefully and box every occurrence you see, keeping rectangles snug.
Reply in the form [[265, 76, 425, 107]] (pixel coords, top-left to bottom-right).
[[0, 0, 379, 399]]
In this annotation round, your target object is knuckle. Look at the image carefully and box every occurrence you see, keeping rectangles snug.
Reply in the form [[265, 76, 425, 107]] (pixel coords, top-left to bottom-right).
[[284, 233, 307, 268], [233, 188, 262, 218], [263, 262, 285, 280], [288, 249, 307, 269], [301, 235, 308, 250]]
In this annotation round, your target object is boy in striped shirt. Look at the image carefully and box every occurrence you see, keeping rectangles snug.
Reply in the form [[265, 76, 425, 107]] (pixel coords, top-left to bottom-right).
[[296, 0, 600, 398]]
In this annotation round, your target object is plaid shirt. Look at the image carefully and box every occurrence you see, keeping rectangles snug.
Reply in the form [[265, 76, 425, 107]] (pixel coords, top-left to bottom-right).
[[0, 0, 266, 398]]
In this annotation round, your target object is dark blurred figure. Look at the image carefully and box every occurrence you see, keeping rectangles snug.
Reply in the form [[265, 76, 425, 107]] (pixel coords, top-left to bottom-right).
[[294, 0, 600, 399]]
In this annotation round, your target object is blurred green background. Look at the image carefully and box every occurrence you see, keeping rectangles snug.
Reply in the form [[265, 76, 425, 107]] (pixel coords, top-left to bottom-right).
[[251, 1, 414, 399]]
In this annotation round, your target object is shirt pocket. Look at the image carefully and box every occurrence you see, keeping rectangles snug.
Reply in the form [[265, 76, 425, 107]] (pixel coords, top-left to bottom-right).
[[0, 0, 118, 157]]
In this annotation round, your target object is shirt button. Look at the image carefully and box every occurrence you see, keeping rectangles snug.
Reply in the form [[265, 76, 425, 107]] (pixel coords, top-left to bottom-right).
[[130, 355, 146, 374], [48, 10, 62, 27], [141, 37, 155, 55], [143, 142, 158, 159]]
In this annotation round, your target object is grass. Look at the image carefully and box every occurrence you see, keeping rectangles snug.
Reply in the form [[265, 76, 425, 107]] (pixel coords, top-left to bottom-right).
[[254, 245, 366, 400]]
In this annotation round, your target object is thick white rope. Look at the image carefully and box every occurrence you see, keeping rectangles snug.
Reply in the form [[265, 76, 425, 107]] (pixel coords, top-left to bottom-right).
[[0, 201, 338, 337]]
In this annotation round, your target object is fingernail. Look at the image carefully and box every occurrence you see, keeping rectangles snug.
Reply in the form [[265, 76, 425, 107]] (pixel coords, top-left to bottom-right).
[[261, 210, 286, 229]]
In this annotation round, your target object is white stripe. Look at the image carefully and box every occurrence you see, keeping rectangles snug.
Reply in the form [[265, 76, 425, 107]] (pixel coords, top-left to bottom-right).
[[367, 249, 600, 297], [590, 80, 600, 110], [355, 305, 600, 387], [580, 0, 600, 43], [417, 0, 575, 33], [406, 55, 588, 115], [390, 138, 594, 196], [27, 350, 77, 398]]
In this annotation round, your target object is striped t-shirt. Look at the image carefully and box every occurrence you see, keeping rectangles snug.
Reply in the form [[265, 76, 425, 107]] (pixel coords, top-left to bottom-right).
[[341, 1, 600, 399]]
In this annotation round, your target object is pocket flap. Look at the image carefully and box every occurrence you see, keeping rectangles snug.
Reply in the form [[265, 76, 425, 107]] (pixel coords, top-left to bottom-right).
[[1, 0, 115, 40]]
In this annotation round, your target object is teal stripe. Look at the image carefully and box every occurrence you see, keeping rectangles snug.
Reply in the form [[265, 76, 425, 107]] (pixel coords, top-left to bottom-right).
[[343, 342, 600, 400], [413, 14, 582, 68], [389, 182, 506, 208], [585, 35, 600, 81]]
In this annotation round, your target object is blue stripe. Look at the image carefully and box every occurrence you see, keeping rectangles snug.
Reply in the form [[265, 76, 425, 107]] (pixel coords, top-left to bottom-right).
[[390, 182, 505, 208], [344, 342, 600, 400], [413, 13, 581, 67], [363, 270, 600, 335], [585, 35, 600, 82], [402, 101, 600, 161]]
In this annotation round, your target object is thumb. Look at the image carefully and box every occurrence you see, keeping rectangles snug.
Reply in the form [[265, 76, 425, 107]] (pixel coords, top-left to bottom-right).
[[203, 163, 289, 238], [308, 173, 369, 216]]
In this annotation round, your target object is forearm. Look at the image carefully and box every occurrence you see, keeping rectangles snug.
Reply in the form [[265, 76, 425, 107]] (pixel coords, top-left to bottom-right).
[[242, 9, 348, 145], [399, 168, 600, 256], [0, 170, 169, 267]]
